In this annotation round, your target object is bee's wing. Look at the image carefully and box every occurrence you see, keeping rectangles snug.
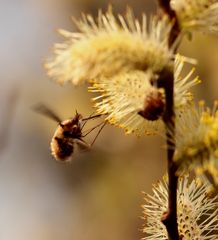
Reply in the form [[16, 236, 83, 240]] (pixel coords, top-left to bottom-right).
[[75, 138, 91, 152], [33, 103, 62, 123]]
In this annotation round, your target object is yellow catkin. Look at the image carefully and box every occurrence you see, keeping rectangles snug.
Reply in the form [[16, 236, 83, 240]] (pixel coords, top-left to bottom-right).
[[175, 102, 218, 185], [171, 0, 218, 34], [143, 174, 218, 239], [45, 8, 174, 86]]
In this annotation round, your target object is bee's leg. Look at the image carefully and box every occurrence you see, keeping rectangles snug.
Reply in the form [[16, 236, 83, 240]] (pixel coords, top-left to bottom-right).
[[82, 113, 103, 122], [80, 112, 95, 130], [82, 122, 105, 137], [66, 138, 74, 146], [81, 121, 87, 130], [76, 138, 90, 151], [90, 121, 106, 146]]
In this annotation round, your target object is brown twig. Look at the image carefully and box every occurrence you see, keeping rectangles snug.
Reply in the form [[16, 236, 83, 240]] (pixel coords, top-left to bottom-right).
[[157, 0, 180, 46], [158, 69, 179, 240], [156, 0, 181, 239]]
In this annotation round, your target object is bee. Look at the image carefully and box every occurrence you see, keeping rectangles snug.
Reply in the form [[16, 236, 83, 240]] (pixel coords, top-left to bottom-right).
[[33, 104, 106, 162]]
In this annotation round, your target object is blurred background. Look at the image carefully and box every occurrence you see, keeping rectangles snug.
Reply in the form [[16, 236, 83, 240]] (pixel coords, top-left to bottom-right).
[[0, 0, 217, 240]]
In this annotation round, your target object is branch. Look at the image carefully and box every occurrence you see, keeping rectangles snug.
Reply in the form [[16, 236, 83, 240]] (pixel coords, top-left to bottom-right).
[[157, 0, 180, 46], [157, 1, 181, 240], [157, 0, 175, 17], [157, 69, 179, 240]]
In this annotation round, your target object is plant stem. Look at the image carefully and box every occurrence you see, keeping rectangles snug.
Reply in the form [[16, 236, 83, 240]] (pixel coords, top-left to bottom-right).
[[157, 0, 180, 46], [158, 68, 179, 240], [157, 0, 180, 239]]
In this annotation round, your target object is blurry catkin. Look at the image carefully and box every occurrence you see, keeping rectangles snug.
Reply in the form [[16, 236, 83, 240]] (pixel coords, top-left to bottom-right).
[[45, 7, 175, 85], [142, 174, 218, 239], [171, 0, 218, 34], [175, 101, 218, 185]]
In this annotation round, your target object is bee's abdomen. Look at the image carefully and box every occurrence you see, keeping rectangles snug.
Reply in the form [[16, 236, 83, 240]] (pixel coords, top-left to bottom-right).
[[51, 135, 74, 162]]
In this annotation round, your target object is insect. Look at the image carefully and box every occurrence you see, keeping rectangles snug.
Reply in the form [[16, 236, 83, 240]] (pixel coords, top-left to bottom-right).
[[33, 104, 106, 162]]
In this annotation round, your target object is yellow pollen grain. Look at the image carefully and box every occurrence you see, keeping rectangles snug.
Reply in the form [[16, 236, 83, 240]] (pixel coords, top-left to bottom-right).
[[186, 147, 198, 157], [214, 149, 218, 157]]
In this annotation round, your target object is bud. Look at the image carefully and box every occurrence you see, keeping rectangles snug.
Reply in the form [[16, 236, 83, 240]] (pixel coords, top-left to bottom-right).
[[138, 88, 165, 121]]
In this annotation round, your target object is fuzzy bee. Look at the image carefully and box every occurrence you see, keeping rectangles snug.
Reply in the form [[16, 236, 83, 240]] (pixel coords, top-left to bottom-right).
[[34, 104, 106, 162]]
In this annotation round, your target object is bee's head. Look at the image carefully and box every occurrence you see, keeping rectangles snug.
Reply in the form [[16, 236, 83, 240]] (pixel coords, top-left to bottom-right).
[[60, 118, 82, 138], [72, 110, 82, 124]]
